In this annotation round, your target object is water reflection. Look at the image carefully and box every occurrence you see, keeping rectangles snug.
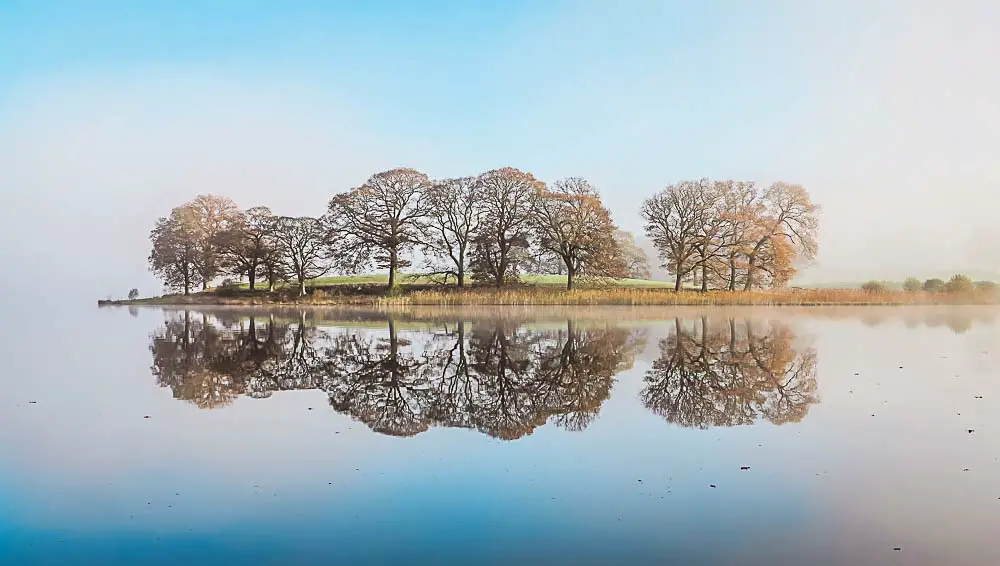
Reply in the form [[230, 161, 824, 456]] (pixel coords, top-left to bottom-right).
[[641, 317, 818, 428], [150, 312, 646, 439], [148, 308, 999, 438]]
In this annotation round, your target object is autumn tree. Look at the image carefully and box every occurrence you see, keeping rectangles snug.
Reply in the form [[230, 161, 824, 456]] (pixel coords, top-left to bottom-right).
[[470, 167, 543, 287], [743, 183, 818, 290], [327, 168, 432, 290], [272, 216, 330, 296], [148, 207, 201, 295], [945, 274, 974, 294], [185, 195, 240, 290], [641, 179, 713, 291], [714, 181, 760, 291], [534, 178, 626, 290], [222, 206, 276, 292], [422, 176, 481, 287], [613, 230, 650, 280], [902, 277, 922, 293]]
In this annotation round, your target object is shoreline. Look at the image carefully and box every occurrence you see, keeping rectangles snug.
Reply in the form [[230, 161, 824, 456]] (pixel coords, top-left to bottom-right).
[[97, 287, 1000, 308]]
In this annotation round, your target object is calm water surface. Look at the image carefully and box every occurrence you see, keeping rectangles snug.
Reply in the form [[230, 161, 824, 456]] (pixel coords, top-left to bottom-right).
[[2, 305, 999, 565]]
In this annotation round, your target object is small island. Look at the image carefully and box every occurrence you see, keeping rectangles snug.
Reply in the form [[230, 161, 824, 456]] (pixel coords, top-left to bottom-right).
[[107, 168, 998, 307]]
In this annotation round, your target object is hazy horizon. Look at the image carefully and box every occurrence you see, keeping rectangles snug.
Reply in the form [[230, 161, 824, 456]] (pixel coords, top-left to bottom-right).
[[3, 1, 999, 301]]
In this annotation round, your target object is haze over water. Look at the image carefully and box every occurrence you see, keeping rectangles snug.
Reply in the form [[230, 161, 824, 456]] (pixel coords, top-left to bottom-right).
[[2, 305, 999, 565]]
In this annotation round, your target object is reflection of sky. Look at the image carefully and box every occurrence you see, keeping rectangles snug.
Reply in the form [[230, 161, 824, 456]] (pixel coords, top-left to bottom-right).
[[2, 307, 999, 565]]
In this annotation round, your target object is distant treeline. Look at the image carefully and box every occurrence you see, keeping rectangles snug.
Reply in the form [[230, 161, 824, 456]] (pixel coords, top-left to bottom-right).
[[147, 167, 819, 296], [863, 276, 997, 295]]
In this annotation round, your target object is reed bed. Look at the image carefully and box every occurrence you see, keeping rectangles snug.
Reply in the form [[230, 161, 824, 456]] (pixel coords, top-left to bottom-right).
[[101, 287, 999, 308], [370, 287, 999, 307]]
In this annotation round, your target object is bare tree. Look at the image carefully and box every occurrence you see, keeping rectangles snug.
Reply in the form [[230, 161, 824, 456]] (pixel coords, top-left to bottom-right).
[[534, 177, 625, 290], [641, 180, 712, 291], [184, 195, 240, 290], [148, 207, 202, 295], [327, 168, 433, 291], [272, 216, 330, 296], [223, 206, 276, 292], [471, 167, 543, 287], [689, 182, 731, 291], [422, 176, 481, 287]]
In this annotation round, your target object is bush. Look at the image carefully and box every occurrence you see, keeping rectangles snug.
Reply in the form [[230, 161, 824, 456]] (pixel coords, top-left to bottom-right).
[[923, 278, 945, 292], [902, 278, 921, 293], [128, 288, 139, 300], [945, 274, 974, 294], [861, 280, 887, 293], [975, 280, 998, 294], [216, 278, 243, 297]]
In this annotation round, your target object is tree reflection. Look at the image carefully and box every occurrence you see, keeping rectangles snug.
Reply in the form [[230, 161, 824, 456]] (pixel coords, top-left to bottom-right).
[[148, 312, 645, 440], [640, 317, 818, 428], [323, 320, 432, 437]]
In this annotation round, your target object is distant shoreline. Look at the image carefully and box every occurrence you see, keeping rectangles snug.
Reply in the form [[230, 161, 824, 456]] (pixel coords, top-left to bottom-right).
[[97, 286, 1000, 307]]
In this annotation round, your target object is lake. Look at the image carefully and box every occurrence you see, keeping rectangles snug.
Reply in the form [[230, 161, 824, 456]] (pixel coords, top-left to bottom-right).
[[2, 305, 999, 565]]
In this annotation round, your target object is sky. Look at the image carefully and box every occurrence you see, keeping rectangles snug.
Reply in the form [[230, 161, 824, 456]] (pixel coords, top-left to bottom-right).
[[2, 0, 999, 301]]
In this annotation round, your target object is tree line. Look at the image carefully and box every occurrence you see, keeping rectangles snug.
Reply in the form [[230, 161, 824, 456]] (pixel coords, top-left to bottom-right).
[[148, 167, 818, 295]]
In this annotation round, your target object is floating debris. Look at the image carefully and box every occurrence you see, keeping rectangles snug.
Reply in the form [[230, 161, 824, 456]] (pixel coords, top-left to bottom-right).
[[143, 415, 151, 419], [968, 429, 975, 434], [893, 547, 901, 551], [740, 466, 751, 471], [709, 484, 717, 488], [28, 401, 37, 404]]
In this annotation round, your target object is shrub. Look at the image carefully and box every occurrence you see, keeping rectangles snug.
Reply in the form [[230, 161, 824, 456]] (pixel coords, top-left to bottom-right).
[[902, 278, 921, 293], [944, 274, 974, 294], [861, 280, 887, 293], [128, 288, 139, 300], [923, 278, 945, 292], [216, 278, 243, 297], [975, 280, 998, 294]]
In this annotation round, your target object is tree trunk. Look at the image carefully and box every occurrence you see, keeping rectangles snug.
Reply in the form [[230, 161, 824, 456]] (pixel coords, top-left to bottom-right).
[[249, 269, 256, 292], [298, 277, 306, 297], [743, 255, 756, 291], [388, 248, 397, 290], [700, 261, 709, 292], [566, 266, 575, 291], [183, 270, 190, 296], [457, 266, 465, 288], [674, 270, 683, 292], [728, 257, 737, 291]]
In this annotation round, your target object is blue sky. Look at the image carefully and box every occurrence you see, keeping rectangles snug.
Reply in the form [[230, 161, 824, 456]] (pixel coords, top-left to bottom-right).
[[2, 1, 999, 299]]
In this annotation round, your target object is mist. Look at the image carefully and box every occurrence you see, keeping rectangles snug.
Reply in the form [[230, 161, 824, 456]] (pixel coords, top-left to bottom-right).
[[2, 1, 998, 303]]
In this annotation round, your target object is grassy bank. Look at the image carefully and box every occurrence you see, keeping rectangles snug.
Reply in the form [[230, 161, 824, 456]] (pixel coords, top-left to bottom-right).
[[99, 285, 1000, 307]]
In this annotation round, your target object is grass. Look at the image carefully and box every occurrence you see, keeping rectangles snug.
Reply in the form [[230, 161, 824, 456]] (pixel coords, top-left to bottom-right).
[[102, 285, 1000, 307], [366, 288, 1000, 306]]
